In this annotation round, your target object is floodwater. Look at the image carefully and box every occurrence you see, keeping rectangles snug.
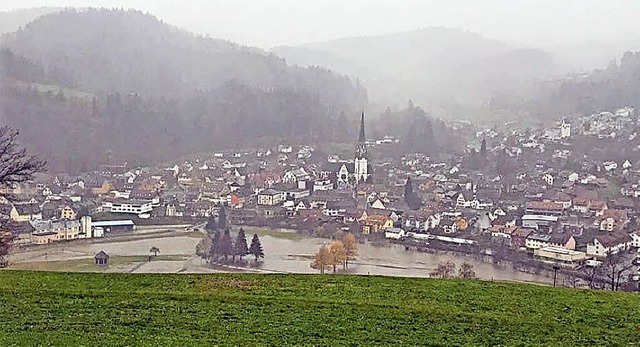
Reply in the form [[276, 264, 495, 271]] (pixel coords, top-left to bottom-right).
[[259, 236, 552, 284], [10, 233, 552, 284]]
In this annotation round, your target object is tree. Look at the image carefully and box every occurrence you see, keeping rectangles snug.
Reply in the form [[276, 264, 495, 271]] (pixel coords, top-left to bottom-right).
[[149, 246, 160, 257], [310, 245, 333, 274], [205, 214, 217, 232], [404, 176, 422, 210], [342, 233, 358, 269], [218, 205, 227, 230], [233, 228, 249, 261], [602, 251, 634, 291], [580, 264, 604, 290], [480, 138, 487, 158], [208, 230, 222, 263], [0, 126, 46, 186], [0, 232, 14, 268], [0, 127, 45, 267], [457, 262, 476, 279], [219, 228, 233, 262], [430, 261, 456, 279], [329, 241, 347, 273], [248, 233, 264, 262]]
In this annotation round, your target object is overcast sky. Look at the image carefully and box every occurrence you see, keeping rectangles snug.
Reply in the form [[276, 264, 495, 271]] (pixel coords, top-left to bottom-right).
[[1, 0, 639, 48]]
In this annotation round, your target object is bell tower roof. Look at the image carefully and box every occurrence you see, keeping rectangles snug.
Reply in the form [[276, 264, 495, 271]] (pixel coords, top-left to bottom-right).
[[358, 111, 366, 143]]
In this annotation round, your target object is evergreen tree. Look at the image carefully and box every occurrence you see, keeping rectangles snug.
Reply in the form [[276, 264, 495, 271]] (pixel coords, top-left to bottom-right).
[[218, 205, 227, 230], [249, 234, 264, 262], [219, 228, 233, 262], [480, 138, 487, 158], [205, 214, 217, 232], [233, 228, 249, 261], [208, 230, 222, 263], [404, 177, 422, 210]]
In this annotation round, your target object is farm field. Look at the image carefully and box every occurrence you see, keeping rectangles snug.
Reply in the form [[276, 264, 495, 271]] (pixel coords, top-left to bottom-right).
[[0, 271, 638, 346]]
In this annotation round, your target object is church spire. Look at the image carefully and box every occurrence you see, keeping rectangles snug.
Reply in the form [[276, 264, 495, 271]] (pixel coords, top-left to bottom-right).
[[358, 111, 366, 143]]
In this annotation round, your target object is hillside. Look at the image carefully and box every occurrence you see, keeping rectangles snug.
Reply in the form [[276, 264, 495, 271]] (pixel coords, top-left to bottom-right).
[[0, 9, 367, 172], [273, 27, 558, 117], [542, 51, 640, 116], [0, 271, 638, 345]]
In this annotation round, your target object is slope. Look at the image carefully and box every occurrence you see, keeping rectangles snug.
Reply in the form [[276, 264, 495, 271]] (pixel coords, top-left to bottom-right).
[[0, 271, 638, 346]]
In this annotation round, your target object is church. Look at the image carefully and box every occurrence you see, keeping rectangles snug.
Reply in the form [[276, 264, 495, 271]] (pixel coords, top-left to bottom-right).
[[320, 112, 372, 189]]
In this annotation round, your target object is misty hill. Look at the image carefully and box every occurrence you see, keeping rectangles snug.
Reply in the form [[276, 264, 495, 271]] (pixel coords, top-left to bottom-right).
[[534, 51, 640, 117], [273, 27, 558, 117], [0, 9, 367, 172], [0, 7, 63, 35]]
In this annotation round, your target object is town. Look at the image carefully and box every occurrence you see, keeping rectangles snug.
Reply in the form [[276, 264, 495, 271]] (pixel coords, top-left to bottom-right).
[[3, 107, 640, 290]]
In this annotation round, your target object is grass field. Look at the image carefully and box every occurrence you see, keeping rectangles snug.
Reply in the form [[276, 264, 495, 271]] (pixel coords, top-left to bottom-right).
[[0, 271, 638, 346], [8, 255, 189, 272], [240, 226, 305, 240]]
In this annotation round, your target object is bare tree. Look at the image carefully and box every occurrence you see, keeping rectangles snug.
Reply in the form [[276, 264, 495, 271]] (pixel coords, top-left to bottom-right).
[[430, 261, 456, 279], [602, 251, 634, 292], [0, 126, 46, 186], [458, 262, 477, 279], [580, 265, 605, 290], [0, 126, 45, 267]]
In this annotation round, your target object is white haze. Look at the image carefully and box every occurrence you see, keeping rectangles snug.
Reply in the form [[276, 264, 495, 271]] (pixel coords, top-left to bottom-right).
[[0, 0, 639, 50]]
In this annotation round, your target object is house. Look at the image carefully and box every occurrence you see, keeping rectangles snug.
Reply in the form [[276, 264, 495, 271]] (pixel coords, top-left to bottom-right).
[[525, 201, 564, 216], [91, 180, 113, 195], [282, 168, 311, 190], [631, 231, 640, 248], [526, 233, 552, 250], [455, 191, 476, 209], [257, 189, 284, 206], [510, 227, 533, 249], [589, 200, 608, 216], [548, 234, 576, 250], [542, 173, 554, 186], [102, 199, 153, 216], [94, 251, 110, 266], [31, 219, 82, 243], [10, 203, 42, 222], [572, 198, 589, 214], [60, 205, 77, 220], [586, 233, 631, 258], [385, 228, 406, 239], [597, 209, 628, 232], [362, 214, 394, 235]]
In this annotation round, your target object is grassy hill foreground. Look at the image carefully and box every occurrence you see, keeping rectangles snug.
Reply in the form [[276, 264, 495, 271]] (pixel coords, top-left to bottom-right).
[[0, 271, 638, 346]]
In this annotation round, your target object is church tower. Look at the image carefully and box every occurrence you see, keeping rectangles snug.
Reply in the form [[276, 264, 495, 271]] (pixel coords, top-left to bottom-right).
[[354, 112, 370, 184]]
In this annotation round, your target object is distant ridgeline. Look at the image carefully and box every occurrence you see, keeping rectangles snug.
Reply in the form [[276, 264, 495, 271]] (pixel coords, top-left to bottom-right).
[[0, 9, 367, 173]]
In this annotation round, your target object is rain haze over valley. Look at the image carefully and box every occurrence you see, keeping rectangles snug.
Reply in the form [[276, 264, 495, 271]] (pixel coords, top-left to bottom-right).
[[1, 0, 640, 291]]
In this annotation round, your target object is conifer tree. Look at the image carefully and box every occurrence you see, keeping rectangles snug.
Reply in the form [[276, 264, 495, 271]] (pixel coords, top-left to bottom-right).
[[249, 233, 264, 262], [233, 228, 249, 261], [219, 228, 233, 262]]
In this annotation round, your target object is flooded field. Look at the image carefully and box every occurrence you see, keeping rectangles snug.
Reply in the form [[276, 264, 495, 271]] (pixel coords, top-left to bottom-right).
[[9, 232, 552, 284]]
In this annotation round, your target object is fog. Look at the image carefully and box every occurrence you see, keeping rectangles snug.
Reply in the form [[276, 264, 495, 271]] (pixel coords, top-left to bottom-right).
[[1, 0, 639, 48]]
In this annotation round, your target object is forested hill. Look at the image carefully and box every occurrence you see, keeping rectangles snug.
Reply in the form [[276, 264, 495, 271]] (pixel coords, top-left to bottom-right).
[[543, 51, 640, 116], [0, 9, 367, 173]]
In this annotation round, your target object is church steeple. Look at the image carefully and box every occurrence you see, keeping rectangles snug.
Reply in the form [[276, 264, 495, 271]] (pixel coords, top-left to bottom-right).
[[358, 111, 366, 143], [354, 111, 370, 184], [355, 112, 367, 159]]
